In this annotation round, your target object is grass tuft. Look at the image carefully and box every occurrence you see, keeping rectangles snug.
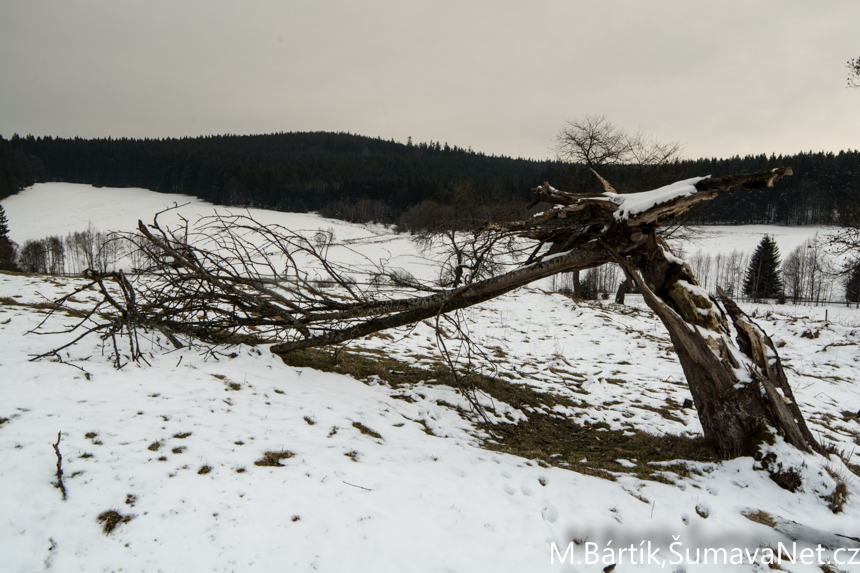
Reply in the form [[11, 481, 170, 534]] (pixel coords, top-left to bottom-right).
[[758, 453, 804, 492], [822, 482, 849, 514], [742, 509, 776, 528], [352, 421, 382, 440], [254, 450, 294, 467], [97, 510, 133, 534]]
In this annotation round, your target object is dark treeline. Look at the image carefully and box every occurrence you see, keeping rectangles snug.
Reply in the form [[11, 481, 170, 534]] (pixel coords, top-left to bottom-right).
[[674, 151, 859, 225], [0, 132, 544, 227], [1, 132, 857, 227]]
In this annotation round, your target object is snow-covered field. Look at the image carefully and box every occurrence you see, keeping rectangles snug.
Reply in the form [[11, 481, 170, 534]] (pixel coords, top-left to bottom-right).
[[1, 184, 860, 572], [0, 182, 841, 278], [670, 225, 839, 262]]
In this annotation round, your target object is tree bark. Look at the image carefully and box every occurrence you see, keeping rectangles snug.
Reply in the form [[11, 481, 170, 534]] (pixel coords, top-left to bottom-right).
[[607, 233, 821, 458]]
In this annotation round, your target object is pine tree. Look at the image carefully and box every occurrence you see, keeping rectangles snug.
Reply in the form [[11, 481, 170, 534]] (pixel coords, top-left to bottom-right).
[[0, 204, 18, 271], [743, 235, 785, 301], [0, 205, 9, 240], [846, 262, 860, 307]]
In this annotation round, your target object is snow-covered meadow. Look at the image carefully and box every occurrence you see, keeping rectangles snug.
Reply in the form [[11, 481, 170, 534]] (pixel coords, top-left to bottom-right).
[[1, 184, 859, 572]]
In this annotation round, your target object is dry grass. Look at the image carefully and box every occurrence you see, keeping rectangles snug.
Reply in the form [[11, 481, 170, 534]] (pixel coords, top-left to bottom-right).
[[352, 421, 382, 440], [758, 452, 804, 492], [822, 465, 851, 514], [742, 509, 776, 528], [281, 346, 716, 482], [822, 482, 849, 514], [97, 510, 133, 534], [254, 450, 294, 467], [485, 413, 714, 482], [0, 297, 87, 318]]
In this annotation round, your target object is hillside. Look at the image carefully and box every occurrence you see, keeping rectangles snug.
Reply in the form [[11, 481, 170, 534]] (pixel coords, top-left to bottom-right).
[[1, 184, 859, 571]]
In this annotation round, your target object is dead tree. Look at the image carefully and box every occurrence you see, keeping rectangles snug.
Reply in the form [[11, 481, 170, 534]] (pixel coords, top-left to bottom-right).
[[33, 166, 824, 458]]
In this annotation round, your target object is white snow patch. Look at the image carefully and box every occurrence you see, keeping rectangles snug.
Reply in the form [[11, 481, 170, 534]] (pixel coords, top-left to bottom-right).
[[610, 177, 708, 220]]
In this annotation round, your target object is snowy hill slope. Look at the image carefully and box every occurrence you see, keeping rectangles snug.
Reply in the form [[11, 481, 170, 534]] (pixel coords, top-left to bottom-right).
[[1, 183, 860, 571], [2, 272, 859, 572], [0, 182, 839, 275]]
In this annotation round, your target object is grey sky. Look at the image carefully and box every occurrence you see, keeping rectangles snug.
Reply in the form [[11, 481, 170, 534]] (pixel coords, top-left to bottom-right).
[[1, 0, 857, 161]]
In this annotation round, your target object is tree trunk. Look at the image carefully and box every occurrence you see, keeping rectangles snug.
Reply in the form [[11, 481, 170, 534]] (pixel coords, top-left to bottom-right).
[[572, 270, 582, 299], [609, 234, 822, 458], [614, 279, 628, 304]]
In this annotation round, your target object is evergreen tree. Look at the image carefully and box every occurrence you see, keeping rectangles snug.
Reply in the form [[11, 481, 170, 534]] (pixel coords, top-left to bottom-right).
[[743, 235, 785, 301], [845, 261, 860, 306], [0, 204, 19, 271], [0, 205, 9, 239]]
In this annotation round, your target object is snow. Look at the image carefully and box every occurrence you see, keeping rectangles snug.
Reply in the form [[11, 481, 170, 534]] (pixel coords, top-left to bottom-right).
[[3, 274, 859, 571], [671, 224, 841, 262], [0, 183, 442, 283], [1, 183, 860, 571], [610, 177, 708, 221]]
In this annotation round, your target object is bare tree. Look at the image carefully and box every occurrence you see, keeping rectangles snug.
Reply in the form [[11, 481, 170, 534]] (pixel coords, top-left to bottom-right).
[[555, 114, 683, 174], [45, 236, 65, 275], [783, 236, 837, 305], [18, 239, 48, 273], [826, 210, 860, 305], [555, 114, 683, 302], [556, 114, 632, 168], [848, 55, 860, 89]]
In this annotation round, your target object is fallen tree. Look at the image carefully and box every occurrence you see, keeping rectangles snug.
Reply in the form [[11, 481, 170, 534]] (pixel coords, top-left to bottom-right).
[[32, 165, 825, 458]]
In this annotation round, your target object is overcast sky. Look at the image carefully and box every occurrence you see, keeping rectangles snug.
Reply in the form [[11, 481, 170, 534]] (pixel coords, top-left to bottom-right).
[[1, 1, 857, 161]]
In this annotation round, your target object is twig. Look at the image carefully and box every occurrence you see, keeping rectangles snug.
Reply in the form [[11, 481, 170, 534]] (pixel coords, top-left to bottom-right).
[[39, 353, 92, 380], [818, 342, 857, 353], [342, 480, 372, 491], [52, 432, 67, 501]]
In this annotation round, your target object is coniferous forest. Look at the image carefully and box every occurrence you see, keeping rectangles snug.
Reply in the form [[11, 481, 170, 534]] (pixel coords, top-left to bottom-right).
[[0, 132, 857, 228]]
